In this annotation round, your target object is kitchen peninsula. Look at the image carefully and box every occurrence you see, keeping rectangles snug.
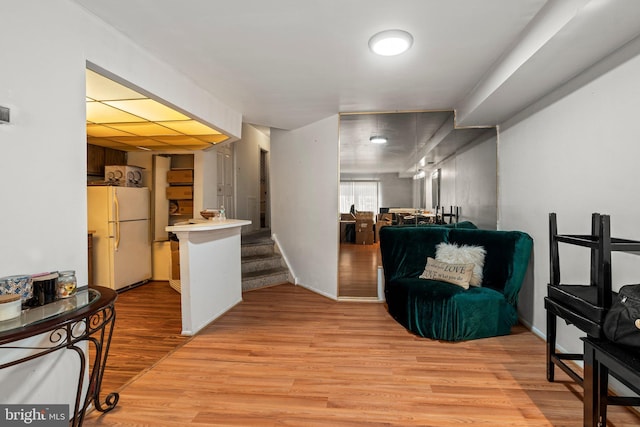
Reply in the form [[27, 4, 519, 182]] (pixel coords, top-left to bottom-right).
[[166, 219, 251, 336]]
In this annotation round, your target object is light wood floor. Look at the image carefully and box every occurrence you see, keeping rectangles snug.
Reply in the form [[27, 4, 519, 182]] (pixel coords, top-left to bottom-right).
[[339, 242, 381, 298], [86, 283, 640, 426], [97, 281, 189, 393]]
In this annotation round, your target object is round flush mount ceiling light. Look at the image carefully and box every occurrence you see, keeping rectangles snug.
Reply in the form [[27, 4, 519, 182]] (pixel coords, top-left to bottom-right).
[[370, 136, 388, 144], [369, 29, 414, 56]]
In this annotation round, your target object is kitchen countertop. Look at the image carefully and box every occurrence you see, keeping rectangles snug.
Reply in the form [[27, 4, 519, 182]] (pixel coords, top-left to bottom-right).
[[166, 219, 250, 233]]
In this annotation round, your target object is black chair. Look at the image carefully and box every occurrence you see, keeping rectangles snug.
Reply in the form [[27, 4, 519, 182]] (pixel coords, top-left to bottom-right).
[[544, 212, 613, 385], [436, 205, 459, 225], [546, 213, 640, 425]]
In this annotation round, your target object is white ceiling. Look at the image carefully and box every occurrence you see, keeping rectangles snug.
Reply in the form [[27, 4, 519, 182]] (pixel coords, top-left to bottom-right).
[[72, 0, 640, 171]]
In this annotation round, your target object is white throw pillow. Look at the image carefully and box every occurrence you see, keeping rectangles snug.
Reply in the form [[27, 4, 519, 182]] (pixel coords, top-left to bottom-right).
[[435, 242, 486, 286]]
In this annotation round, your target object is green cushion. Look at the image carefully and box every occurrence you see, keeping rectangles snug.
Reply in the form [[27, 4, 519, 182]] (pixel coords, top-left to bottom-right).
[[386, 278, 516, 341]]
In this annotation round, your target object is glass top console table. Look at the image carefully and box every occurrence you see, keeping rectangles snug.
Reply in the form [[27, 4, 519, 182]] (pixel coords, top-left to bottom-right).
[[0, 286, 118, 426]]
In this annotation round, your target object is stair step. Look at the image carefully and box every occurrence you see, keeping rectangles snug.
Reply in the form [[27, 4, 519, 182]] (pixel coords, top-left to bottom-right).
[[241, 254, 283, 273], [240, 231, 290, 291], [242, 267, 290, 292], [241, 235, 272, 245], [241, 241, 274, 257], [241, 229, 272, 244]]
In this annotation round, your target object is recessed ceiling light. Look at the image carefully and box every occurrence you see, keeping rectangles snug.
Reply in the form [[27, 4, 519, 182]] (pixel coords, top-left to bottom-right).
[[369, 29, 413, 56], [370, 136, 387, 144]]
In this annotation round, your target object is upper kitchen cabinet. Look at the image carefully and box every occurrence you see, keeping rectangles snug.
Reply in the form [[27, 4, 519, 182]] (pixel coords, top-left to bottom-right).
[[87, 144, 105, 176], [105, 147, 127, 168], [87, 144, 127, 177]]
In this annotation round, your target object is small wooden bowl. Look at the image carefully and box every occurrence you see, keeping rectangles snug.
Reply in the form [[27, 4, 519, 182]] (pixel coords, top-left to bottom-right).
[[200, 210, 218, 220]]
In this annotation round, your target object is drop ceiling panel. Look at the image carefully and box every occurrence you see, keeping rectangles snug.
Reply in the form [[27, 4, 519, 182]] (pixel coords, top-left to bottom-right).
[[196, 134, 230, 144], [103, 99, 190, 121], [87, 102, 143, 123], [174, 145, 213, 151], [159, 120, 221, 135], [86, 69, 145, 101], [107, 136, 172, 147], [104, 122, 182, 136], [86, 69, 231, 152], [86, 124, 135, 137], [152, 135, 211, 145]]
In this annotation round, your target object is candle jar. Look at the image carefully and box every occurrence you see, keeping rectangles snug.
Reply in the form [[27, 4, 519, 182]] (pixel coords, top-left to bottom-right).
[[57, 270, 77, 299], [31, 272, 59, 306]]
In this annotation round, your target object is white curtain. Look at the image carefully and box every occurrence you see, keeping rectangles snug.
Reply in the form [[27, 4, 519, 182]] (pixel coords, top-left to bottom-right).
[[340, 181, 378, 213]]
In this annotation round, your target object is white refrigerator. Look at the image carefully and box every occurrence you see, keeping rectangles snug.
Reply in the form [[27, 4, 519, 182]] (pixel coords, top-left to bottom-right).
[[87, 186, 152, 291]]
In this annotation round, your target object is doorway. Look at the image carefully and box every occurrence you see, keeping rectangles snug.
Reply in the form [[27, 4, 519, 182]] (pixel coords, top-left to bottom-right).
[[217, 145, 234, 218], [260, 148, 269, 229]]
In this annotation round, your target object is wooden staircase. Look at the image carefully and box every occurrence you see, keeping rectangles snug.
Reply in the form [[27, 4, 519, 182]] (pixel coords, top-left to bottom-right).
[[241, 229, 290, 291]]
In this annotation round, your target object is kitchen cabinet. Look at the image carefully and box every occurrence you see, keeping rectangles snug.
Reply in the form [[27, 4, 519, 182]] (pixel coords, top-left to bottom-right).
[[87, 144, 127, 177], [104, 148, 126, 168], [87, 144, 105, 176]]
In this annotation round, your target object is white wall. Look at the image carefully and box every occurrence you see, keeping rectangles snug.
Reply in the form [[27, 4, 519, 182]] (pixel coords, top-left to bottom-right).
[[0, 0, 240, 409], [439, 157, 457, 211], [455, 133, 498, 229], [498, 35, 640, 347], [271, 115, 340, 299], [383, 173, 413, 209], [235, 123, 270, 232], [435, 133, 498, 229]]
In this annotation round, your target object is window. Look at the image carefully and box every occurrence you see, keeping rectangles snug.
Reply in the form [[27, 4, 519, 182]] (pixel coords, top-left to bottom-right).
[[340, 181, 378, 214]]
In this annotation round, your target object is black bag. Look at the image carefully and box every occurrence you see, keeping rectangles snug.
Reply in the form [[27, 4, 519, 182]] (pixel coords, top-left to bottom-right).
[[603, 284, 640, 348]]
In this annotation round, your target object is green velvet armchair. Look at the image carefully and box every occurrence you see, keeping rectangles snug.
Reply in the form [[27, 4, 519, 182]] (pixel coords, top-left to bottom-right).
[[379, 225, 533, 341]]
